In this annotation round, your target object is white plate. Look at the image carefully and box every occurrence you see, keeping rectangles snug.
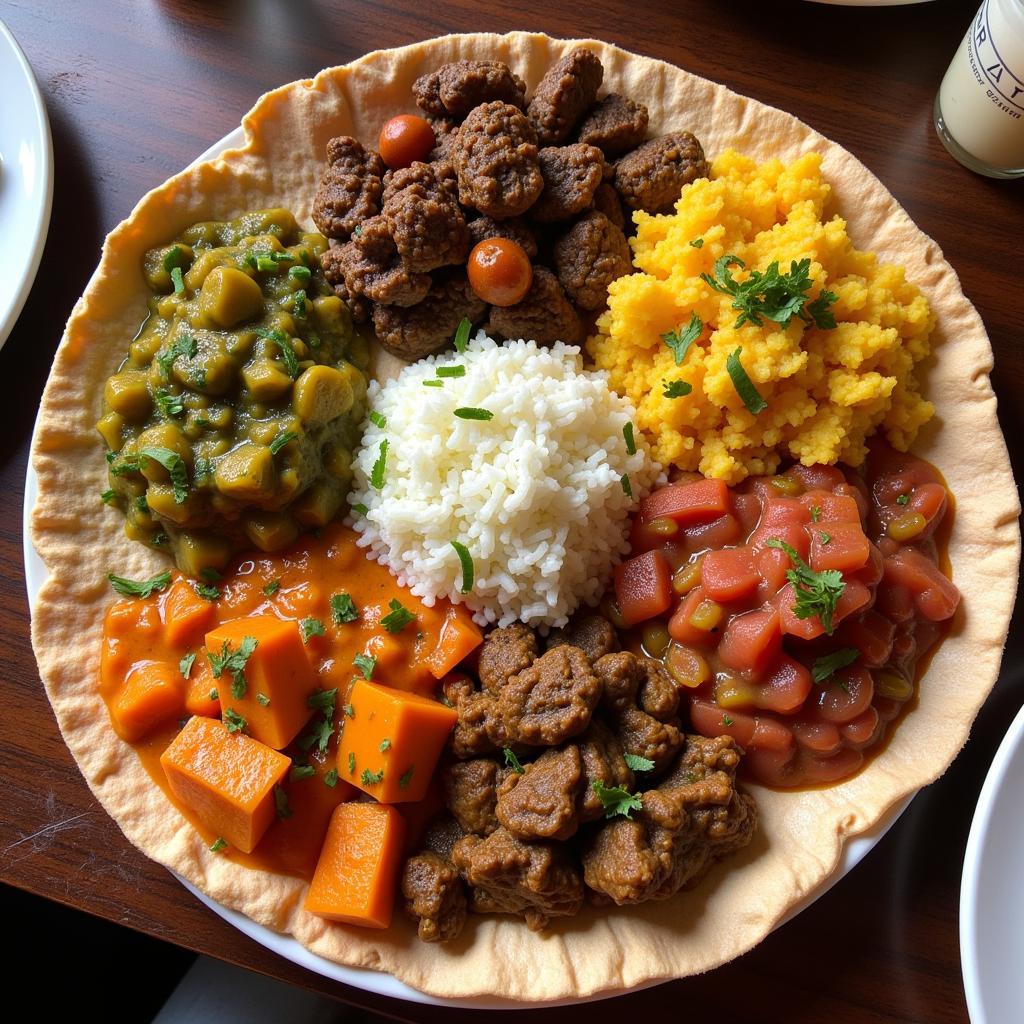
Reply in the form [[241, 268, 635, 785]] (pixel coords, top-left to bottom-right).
[[23, 125, 912, 1008], [961, 701, 1024, 1024], [0, 18, 53, 351]]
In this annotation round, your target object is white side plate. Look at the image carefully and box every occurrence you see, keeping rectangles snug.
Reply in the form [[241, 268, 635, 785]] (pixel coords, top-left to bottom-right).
[[0, 19, 53, 351]]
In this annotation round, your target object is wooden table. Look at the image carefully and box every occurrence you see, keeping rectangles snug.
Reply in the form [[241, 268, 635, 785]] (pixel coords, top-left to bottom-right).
[[2, 1, 1021, 1020]]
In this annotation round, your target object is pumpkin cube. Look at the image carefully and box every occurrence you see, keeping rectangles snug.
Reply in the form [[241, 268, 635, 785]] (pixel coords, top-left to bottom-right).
[[110, 662, 186, 742]]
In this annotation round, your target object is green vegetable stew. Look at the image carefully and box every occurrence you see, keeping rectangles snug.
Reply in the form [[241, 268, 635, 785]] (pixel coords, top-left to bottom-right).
[[97, 208, 368, 574]]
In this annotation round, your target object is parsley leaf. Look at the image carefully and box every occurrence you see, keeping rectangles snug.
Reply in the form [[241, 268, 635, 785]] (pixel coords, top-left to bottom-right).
[[256, 692, 270, 707], [208, 636, 258, 700], [156, 335, 198, 379], [290, 764, 316, 781], [194, 582, 220, 601], [138, 446, 190, 504], [725, 347, 767, 415], [348, 752, 357, 775], [810, 505, 821, 523], [662, 379, 693, 399], [379, 739, 391, 752], [107, 571, 172, 598], [765, 538, 845, 634], [209, 837, 227, 853], [398, 766, 414, 789], [360, 768, 384, 786], [689, 237, 704, 248], [300, 617, 326, 643], [331, 592, 359, 624], [324, 769, 339, 788], [592, 779, 643, 819], [353, 653, 376, 680], [298, 716, 334, 754], [623, 753, 655, 773], [503, 748, 525, 774], [307, 688, 338, 717], [812, 647, 860, 684], [661, 312, 703, 366], [223, 708, 247, 733], [274, 786, 292, 819], [263, 579, 280, 596], [381, 598, 415, 633], [101, 488, 117, 504], [155, 387, 185, 419], [179, 652, 197, 679], [896, 493, 910, 506], [370, 439, 388, 490], [170, 266, 185, 294]]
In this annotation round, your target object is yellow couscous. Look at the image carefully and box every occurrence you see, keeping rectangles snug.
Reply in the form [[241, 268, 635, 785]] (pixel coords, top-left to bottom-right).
[[587, 150, 935, 483]]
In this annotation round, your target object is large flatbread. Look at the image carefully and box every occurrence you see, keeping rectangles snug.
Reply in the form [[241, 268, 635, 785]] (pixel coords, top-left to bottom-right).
[[29, 32, 1019, 1001]]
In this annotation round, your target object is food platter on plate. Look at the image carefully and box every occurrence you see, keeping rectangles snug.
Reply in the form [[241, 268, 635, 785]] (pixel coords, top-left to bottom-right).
[[27, 32, 1018, 1003]]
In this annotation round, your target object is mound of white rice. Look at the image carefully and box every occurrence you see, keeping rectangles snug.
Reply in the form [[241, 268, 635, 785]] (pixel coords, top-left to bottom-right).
[[348, 334, 659, 628]]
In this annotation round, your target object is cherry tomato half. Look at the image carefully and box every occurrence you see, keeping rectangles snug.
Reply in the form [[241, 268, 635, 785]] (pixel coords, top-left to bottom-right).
[[378, 115, 436, 169], [467, 238, 533, 307]]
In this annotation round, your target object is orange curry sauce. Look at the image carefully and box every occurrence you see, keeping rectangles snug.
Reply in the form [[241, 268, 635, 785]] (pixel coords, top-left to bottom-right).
[[99, 524, 477, 879]]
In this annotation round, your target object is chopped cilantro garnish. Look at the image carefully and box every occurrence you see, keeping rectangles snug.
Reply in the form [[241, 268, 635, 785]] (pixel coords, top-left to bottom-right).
[[194, 582, 220, 601], [623, 753, 655, 773], [208, 635, 258, 700], [454, 407, 493, 421], [209, 689, 218, 701], [200, 567, 221, 583], [256, 692, 270, 707], [134, 495, 149, 514], [155, 387, 185, 419], [269, 430, 298, 455], [100, 489, 117, 504], [723, 714, 734, 726], [292, 289, 307, 319], [765, 538, 845, 634], [451, 540, 474, 594], [288, 264, 312, 284], [179, 652, 197, 679], [290, 764, 316, 781], [725, 347, 767, 415], [324, 769, 339, 788], [300, 617, 326, 643], [298, 716, 334, 754], [379, 739, 391, 752], [162, 245, 187, 273], [621, 473, 633, 498], [170, 266, 185, 294], [138, 446, 190, 503], [307, 688, 338, 717], [661, 312, 703, 366], [820, 532, 832, 545], [592, 779, 643, 819], [343, 704, 354, 718], [662, 379, 693, 399], [436, 365, 466, 378], [331, 593, 359, 624], [209, 837, 227, 853], [896, 493, 910, 505], [348, 752, 357, 775], [623, 421, 637, 455], [223, 708, 247, 733], [810, 505, 821, 522], [361, 768, 384, 786], [381, 598, 415, 633], [453, 317, 471, 353], [398, 766, 414, 789], [107, 571, 172, 599], [503, 748, 525, 774], [276, 336, 299, 377], [689, 237, 704, 249], [155, 335, 198, 379], [256, 256, 278, 273], [353, 653, 376, 679], [273, 786, 292, 819], [812, 647, 860, 684], [370, 439, 388, 490], [352, 503, 369, 516], [369, 410, 387, 429], [423, 379, 444, 388], [263, 579, 280, 597]]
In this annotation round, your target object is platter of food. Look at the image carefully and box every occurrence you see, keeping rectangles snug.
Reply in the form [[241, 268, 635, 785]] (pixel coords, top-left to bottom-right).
[[27, 31, 1018, 1003]]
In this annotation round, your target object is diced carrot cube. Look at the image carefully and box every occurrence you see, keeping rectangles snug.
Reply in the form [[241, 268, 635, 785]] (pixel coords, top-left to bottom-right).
[[304, 802, 405, 928], [614, 549, 672, 627], [798, 490, 861, 524], [759, 497, 809, 528], [163, 578, 217, 647], [110, 662, 186, 742], [638, 479, 729, 525], [337, 679, 457, 803], [159, 715, 290, 853], [718, 607, 781, 673], [667, 585, 718, 646], [423, 605, 483, 680], [701, 547, 759, 603], [756, 655, 812, 713], [808, 522, 869, 573], [205, 615, 316, 750]]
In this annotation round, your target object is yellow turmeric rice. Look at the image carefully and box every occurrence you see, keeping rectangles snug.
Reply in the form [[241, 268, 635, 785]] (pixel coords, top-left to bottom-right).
[[587, 150, 935, 483]]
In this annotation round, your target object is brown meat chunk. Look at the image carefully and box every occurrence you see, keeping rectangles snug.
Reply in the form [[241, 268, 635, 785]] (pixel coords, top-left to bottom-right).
[[637, 659, 681, 722], [401, 851, 467, 942], [485, 266, 582, 345], [527, 48, 604, 145], [414, 60, 527, 119], [498, 646, 601, 747], [546, 613, 618, 662], [593, 651, 643, 715], [617, 706, 684, 774], [381, 162, 469, 273], [530, 144, 606, 223], [614, 132, 709, 215], [320, 215, 430, 308], [311, 136, 386, 242], [478, 622, 538, 695], [452, 827, 583, 930], [552, 210, 631, 310], [577, 719, 634, 823], [581, 736, 756, 905], [448, 689, 506, 759], [577, 93, 649, 157], [422, 815, 466, 859], [592, 182, 626, 230], [454, 102, 543, 219], [660, 732, 743, 787], [427, 118, 460, 174], [496, 745, 583, 841], [372, 271, 487, 361], [467, 214, 539, 259], [443, 758, 505, 836]]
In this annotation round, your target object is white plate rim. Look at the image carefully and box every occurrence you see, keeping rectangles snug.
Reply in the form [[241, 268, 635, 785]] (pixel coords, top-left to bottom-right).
[[960, 700, 1024, 1024], [21, 124, 913, 1008], [0, 17, 53, 351]]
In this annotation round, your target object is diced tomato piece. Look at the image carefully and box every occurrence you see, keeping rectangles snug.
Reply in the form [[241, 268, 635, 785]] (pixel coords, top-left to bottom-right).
[[799, 490, 862, 524], [701, 547, 759, 603], [788, 464, 846, 491], [667, 585, 719, 646], [834, 480, 869, 522], [718, 607, 782, 673], [840, 706, 880, 747], [759, 497, 810, 528], [750, 716, 795, 752], [774, 579, 870, 639], [614, 549, 672, 627], [749, 523, 810, 559], [791, 719, 842, 754], [835, 609, 895, 667], [816, 665, 874, 724], [639, 479, 729, 526], [689, 699, 756, 747], [756, 655, 812, 713], [809, 521, 870, 573], [731, 492, 763, 535], [882, 547, 960, 621]]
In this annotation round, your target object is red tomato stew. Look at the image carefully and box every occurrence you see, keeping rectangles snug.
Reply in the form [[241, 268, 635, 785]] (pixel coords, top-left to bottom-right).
[[612, 443, 959, 788]]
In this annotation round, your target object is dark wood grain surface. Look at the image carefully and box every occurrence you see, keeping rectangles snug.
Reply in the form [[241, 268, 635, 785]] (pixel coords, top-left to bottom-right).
[[2, 1, 1022, 1020]]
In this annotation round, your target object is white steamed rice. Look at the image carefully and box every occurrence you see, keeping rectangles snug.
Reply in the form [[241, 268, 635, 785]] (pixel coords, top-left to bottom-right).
[[348, 334, 658, 628]]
